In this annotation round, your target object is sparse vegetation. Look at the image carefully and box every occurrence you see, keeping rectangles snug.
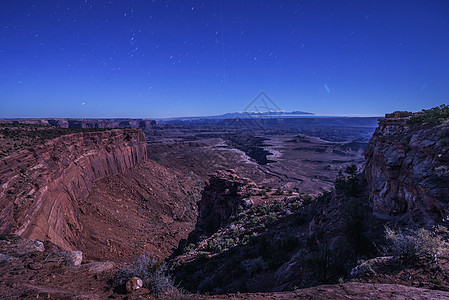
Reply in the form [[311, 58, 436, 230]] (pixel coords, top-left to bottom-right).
[[408, 104, 449, 125], [184, 243, 196, 253], [340, 198, 373, 255], [270, 199, 284, 212], [301, 193, 313, 205], [0, 123, 109, 158], [274, 187, 284, 195], [114, 253, 179, 296], [383, 226, 445, 264], [267, 212, 277, 223], [392, 111, 412, 117], [335, 164, 361, 197]]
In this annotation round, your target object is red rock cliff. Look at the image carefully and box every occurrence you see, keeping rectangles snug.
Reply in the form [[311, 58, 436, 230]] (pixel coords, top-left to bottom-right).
[[364, 118, 449, 222], [0, 129, 147, 249]]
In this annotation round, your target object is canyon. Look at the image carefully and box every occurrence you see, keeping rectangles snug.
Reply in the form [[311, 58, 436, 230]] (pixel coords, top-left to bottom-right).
[[0, 114, 448, 299], [0, 129, 147, 250]]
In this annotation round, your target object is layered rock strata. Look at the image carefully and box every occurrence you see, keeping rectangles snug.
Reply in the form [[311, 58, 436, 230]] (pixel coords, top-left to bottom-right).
[[365, 118, 449, 221], [0, 129, 147, 249]]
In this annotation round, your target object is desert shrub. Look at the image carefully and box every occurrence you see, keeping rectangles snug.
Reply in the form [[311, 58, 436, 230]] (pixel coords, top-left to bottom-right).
[[430, 278, 442, 286], [224, 238, 235, 248], [340, 198, 373, 255], [243, 257, 268, 275], [392, 111, 413, 117], [231, 227, 240, 235], [290, 202, 301, 211], [271, 200, 284, 212], [249, 233, 298, 269], [267, 212, 277, 223], [256, 205, 267, 215], [408, 104, 449, 125], [304, 235, 352, 285], [114, 254, 176, 296], [304, 240, 332, 284], [244, 191, 253, 198], [274, 187, 284, 195], [207, 240, 222, 253], [257, 190, 266, 196], [383, 226, 444, 263], [335, 165, 360, 197], [184, 243, 196, 253], [301, 193, 313, 205], [250, 216, 260, 226]]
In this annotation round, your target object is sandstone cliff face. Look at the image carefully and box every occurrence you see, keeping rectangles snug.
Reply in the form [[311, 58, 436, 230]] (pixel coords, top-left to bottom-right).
[[0, 129, 147, 250], [365, 118, 449, 221]]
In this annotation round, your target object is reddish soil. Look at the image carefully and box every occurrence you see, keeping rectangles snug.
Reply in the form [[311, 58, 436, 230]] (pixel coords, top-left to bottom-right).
[[75, 158, 203, 262]]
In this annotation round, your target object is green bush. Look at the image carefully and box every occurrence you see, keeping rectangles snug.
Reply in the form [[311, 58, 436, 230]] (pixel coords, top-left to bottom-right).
[[392, 111, 412, 117], [267, 212, 277, 223], [408, 104, 449, 125], [274, 187, 284, 195], [207, 240, 223, 253], [250, 216, 260, 226], [271, 200, 284, 212], [301, 193, 313, 205], [184, 243, 196, 253], [335, 165, 360, 197], [383, 226, 444, 263], [225, 238, 235, 248]]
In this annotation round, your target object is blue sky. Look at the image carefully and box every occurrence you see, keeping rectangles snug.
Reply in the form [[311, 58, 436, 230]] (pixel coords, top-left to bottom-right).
[[1, 0, 448, 118]]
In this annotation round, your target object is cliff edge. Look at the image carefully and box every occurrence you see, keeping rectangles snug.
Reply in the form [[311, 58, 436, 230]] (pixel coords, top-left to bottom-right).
[[365, 116, 449, 223], [0, 129, 147, 250]]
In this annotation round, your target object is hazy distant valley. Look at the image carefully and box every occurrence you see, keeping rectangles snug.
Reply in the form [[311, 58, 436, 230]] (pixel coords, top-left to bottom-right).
[[147, 117, 378, 193]]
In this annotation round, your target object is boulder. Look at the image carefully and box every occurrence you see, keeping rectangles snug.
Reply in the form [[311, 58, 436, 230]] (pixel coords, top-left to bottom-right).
[[67, 250, 83, 266], [126, 276, 143, 293]]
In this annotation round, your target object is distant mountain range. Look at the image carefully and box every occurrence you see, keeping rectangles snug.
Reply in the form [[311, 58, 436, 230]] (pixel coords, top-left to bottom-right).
[[217, 110, 314, 118], [162, 110, 314, 120]]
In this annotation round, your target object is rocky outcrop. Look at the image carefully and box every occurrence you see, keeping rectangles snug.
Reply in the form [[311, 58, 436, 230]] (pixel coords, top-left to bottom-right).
[[0, 235, 118, 299], [188, 170, 254, 242], [0, 129, 147, 250], [365, 118, 449, 222]]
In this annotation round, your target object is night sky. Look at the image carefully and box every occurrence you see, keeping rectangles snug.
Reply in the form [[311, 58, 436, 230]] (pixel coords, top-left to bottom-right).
[[1, 1, 449, 118]]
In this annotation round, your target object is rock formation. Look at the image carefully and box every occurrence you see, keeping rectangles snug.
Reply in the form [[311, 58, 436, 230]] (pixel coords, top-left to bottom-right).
[[365, 117, 449, 222], [187, 170, 254, 243], [0, 118, 156, 130], [0, 129, 147, 250]]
